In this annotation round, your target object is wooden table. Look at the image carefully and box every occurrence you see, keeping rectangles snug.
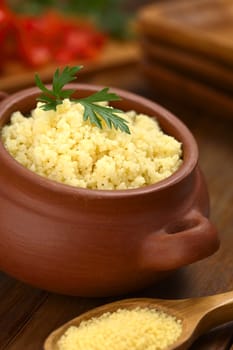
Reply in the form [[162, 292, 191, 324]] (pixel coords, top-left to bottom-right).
[[0, 59, 233, 349]]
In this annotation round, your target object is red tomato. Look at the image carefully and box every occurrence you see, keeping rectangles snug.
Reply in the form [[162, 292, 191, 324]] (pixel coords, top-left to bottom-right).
[[19, 43, 52, 67], [0, 4, 107, 69], [0, 2, 18, 66]]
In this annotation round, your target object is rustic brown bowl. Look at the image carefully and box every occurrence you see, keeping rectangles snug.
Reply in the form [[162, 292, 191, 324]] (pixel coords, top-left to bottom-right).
[[0, 85, 219, 297]]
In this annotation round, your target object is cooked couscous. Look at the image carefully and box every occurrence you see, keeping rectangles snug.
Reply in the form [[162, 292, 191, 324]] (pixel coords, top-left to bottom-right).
[[1, 99, 182, 190], [57, 307, 182, 350]]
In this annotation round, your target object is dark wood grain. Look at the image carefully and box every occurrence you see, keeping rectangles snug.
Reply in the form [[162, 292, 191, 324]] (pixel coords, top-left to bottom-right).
[[190, 324, 233, 350], [0, 273, 47, 349]]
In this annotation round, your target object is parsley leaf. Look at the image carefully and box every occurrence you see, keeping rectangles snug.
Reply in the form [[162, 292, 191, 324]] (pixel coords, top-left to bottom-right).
[[77, 88, 130, 134], [35, 66, 82, 111], [35, 66, 130, 134]]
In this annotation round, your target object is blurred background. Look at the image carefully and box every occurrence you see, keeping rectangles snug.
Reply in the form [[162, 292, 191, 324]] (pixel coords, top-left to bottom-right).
[[0, 0, 147, 92], [1, 0, 233, 119]]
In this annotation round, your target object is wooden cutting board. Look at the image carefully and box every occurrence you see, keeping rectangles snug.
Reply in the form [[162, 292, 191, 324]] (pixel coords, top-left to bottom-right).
[[0, 41, 139, 93], [142, 59, 233, 120], [141, 37, 233, 95], [138, 0, 233, 68]]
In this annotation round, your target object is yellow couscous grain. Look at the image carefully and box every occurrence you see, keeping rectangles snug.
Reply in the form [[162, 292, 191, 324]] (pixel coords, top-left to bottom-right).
[[57, 307, 182, 350], [1, 99, 182, 190]]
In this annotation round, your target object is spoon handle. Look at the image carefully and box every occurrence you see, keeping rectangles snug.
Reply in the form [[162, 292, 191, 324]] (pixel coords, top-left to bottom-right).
[[199, 290, 233, 330], [179, 290, 233, 332]]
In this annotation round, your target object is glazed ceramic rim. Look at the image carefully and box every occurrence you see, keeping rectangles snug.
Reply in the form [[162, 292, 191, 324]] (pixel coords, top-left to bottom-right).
[[0, 84, 198, 198]]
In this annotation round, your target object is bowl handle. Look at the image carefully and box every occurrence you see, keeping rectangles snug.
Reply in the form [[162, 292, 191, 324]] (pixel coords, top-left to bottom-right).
[[141, 209, 219, 271], [0, 91, 8, 102]]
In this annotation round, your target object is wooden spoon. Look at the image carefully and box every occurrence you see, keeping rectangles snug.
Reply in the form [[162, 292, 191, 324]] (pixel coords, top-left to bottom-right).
[[44, 290, 233, 350]]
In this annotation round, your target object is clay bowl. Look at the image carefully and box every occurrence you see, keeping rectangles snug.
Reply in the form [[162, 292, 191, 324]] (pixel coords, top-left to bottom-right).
[[0, 85, 219, 297]]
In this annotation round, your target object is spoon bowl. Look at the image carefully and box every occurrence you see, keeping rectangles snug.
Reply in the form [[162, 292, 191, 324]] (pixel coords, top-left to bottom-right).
[[44, 290, 233, 350]]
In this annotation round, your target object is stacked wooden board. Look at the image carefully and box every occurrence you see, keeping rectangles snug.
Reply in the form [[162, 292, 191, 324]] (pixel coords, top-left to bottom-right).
[[138, 0, 233, 119]]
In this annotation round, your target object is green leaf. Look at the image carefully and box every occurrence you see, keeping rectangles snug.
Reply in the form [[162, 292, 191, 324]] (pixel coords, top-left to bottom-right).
[[83, 104, 102, 129], [60, 89, 76, 99], [39, 101, 58, 111], [52, 66, 83, 97], [35, 65, 83, 111], [35, 73, 52, 95], [35, 65, 130, 133], [78, 87, 121, 104], [36, 95, 52, 103], [78, 101, 130, 134]]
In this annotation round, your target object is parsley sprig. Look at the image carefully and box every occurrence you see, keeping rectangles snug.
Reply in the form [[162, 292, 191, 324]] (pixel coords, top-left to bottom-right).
[[35, 66, 130, 134]]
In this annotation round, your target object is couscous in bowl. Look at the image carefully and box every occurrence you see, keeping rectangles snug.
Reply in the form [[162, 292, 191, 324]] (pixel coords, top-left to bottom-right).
[[0, 85, 219, 296]]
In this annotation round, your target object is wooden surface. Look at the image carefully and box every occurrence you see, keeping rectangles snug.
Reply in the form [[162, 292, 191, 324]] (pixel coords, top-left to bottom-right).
[[137, 0, 233, 121], [141, 37, 233, 95], [141, 61, 233, 120], [0, 40, 139, 93], [138, 0, 233, 68], [0, 63, 233, 350], [1, 1, 233, 348]]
